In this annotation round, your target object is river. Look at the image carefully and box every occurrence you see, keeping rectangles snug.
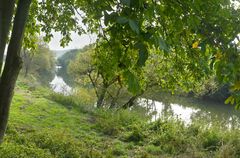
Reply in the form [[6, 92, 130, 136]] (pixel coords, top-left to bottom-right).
[[50, 69, 240, 128], [49, 66, 72, 95], [138, 96, 240, 128]]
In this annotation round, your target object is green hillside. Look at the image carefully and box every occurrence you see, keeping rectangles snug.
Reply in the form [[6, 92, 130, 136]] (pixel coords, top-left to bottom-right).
[[1, 79, 240, 158]]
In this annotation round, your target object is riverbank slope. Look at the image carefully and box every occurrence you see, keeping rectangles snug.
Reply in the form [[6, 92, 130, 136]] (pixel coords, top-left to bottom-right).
[[1, 80, 240, 158]]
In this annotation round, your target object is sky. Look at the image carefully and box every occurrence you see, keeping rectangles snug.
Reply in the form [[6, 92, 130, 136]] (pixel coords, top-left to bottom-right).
[[49, 32, 96, 51]]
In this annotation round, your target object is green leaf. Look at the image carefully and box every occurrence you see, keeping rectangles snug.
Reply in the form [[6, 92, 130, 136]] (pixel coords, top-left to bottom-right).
[[124, 70, 140, 94], [235, 103, 240, 110], [137, 49, 148, 67], [116, 16, 129, 24], [209, 60, 215, 70], [104, 12, 110, 26], [129, 19, 139, 34], [200, 42, 206, 53], [143, 32, 152, 40], [225, 96, 235, 105], [153, 35, 169, 52], [231, 81, 240, 91], [120, 0, 131, 7], [135, 43, 148, 67], [158, 38, 169, 52]]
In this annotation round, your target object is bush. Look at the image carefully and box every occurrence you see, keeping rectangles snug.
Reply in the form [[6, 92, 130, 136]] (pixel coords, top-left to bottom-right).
[[3, 127, 93, 158], [30, 130, 86, 157], [0, 142, 52, 158], [201, 130, 221, 151], [107, 142, 126, 156], [93, 109, 145, 136], [125, 126, 145, 143], [145, 145, 162, 155], [93, 110, 124, 136]]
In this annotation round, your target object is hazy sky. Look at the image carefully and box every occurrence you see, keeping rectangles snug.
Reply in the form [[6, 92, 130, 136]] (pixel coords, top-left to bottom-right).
[[49, 32, 96, 50]]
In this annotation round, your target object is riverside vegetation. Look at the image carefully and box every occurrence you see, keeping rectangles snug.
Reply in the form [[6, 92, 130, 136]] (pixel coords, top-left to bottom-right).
[[1, 77, 240, 158], [0, 1, 240, 157]]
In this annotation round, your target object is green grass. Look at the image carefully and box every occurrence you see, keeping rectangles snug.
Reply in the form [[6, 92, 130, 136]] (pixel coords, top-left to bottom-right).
[[1, 81, 240, 157]]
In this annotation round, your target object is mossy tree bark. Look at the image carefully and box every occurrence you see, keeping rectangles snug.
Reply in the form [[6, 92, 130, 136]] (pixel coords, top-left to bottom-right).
[[0, 0, 32, 143], [0, 0, 16, 74]]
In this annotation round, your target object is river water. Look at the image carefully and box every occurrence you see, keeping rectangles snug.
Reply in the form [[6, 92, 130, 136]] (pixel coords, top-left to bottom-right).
[[50, 70, 240, 128], [50, 75, 72, 95], [49, 66, 72, 95], [138, 97, 240, 128]]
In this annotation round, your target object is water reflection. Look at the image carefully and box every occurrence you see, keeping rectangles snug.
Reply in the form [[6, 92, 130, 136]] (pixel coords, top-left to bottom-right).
[[50, 75, 72, 95], [139, 98, 200, 124], [139, 96, 240, 128]]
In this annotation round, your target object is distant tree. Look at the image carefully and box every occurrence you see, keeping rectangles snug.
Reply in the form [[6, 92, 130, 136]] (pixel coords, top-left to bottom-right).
[[58, 49, 79, 70], [21, 41, 55, 85], [57, 48, 88, 86], [68, 47, 117, 108], [21, 48, 34, 77], [68, 45, 142, 108]]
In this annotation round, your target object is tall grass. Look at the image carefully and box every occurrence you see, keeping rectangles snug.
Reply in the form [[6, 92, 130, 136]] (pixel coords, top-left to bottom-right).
[[49, 87, 96, 113]]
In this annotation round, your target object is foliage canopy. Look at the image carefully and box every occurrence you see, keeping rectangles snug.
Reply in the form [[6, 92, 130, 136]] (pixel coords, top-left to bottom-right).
[[24, 0, 240, 106]]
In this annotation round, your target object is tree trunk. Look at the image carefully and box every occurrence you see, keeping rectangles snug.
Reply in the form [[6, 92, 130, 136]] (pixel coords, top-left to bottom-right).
[[0, 0, 32, 143], [0, 0, 16, 75], [122, 92, 143, 109], [96, 84, 108, 108], [122, 95, 138, 109], [109, 87, 121, 109]]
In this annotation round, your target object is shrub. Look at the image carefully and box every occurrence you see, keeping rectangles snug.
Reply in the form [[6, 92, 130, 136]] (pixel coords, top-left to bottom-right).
[[93, 110, 123, 136], [110, 142, 126, 156], [93, 109, 146, 136], [125, 125, 145, 143], [0, 142, 52, 158], [214, 143, 237, 158], [29, 130, 86, 157], [201, 130, 221, 151], [145, 145, 162, 155]]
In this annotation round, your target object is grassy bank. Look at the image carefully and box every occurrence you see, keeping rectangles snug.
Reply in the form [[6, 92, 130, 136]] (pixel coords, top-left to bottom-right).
[[1, 81, 240, 158]]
